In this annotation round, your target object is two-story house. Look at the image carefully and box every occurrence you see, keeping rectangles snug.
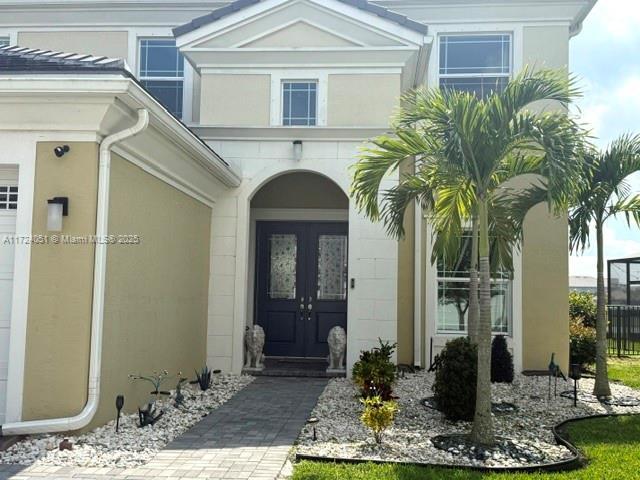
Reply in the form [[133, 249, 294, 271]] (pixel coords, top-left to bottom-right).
[[0, 0, 596, 434]]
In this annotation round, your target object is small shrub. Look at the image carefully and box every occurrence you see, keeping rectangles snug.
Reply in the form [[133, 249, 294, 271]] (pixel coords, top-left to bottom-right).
[[570, 318, 596, 367], [491, 335, 514, 383], [569, 291, 597, 328], [432, 337, 477, 421], [352, 339, 397, 400], [360, 395, 398, 444]]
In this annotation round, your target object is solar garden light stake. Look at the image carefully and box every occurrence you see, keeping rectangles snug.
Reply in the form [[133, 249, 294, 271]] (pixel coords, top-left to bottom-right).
[[115, 395, 124, 433], [307, 417, 319, 441], [569, 364, 582, 408]]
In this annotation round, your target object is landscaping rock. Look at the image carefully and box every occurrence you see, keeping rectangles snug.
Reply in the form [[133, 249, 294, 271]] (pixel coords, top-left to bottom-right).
[[0, 374, 253, 468], [296, 371, 640, 468]]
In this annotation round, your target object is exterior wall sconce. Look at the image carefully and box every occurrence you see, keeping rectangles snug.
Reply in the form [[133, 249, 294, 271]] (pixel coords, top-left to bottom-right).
[[54, 145, 70, 158], [47, 197, 69, 232], [293, 140, 303, 161]]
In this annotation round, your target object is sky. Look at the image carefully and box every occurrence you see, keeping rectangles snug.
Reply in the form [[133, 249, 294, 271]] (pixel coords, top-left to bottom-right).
[[569, 0, 640, 277]]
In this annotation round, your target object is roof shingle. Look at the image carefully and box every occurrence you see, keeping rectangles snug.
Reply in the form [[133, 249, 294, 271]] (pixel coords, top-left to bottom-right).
[[0, 45, 129, 75], [173, 0, 428, 38]]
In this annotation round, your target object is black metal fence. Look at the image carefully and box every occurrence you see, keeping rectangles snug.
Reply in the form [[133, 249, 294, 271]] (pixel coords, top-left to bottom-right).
[[607, 305, 640, 356]]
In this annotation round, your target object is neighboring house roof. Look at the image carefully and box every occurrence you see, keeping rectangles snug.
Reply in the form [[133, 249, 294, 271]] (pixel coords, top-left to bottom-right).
[[0, 45, 131, 76], [569, 276, 598, 289], [173, 0, 429, 37]]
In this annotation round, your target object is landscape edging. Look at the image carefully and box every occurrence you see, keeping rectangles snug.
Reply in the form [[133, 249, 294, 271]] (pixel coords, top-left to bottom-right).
[[295, 413, 640, 473]]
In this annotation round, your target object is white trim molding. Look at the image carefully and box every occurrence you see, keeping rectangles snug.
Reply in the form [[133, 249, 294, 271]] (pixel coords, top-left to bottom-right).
[[270, 70, 327, 127], [427, 23, 524, 89]]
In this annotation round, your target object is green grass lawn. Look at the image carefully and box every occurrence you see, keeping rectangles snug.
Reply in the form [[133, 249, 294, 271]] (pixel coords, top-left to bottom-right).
[[607, 356, 640, 389], [292, 415, 640, 480]]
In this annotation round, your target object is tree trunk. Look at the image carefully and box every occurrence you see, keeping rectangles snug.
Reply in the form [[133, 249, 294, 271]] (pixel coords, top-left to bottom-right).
[[468, 213, 480, 343], [456, 303, 469, 331], [593, 221, 611, 399], [470, 200, 494, 445]]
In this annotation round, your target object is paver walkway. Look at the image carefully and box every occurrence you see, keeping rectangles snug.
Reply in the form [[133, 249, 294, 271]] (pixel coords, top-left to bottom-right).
[[0, 377, 327, 480]]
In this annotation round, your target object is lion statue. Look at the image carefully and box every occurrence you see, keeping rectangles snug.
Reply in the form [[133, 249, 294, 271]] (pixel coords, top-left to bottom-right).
[[327, 326, 346, 371], [244, 325, 265, 370]]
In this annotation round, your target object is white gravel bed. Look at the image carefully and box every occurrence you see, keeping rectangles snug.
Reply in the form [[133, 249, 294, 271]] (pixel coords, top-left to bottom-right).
[[296, 371, 640, 468], [0, 374, 253, 468]]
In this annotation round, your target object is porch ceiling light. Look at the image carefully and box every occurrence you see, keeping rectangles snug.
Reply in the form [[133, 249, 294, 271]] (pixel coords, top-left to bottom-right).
[[47, 197, 69, 232], [293, 140, 303, 161]]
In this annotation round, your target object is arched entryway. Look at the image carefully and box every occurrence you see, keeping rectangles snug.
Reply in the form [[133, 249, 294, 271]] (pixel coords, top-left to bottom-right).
[[248, 172, 349, 363]]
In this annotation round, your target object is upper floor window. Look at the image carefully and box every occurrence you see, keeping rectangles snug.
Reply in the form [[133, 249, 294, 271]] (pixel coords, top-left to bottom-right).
[[139, 38, 184, 118], [282, 81, 317, 126], [0, 37, 9, 47], [439, 34, 511, 98]]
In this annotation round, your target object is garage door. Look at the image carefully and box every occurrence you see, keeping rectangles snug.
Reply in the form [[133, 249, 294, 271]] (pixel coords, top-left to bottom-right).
[[0, 166, 18, 424]]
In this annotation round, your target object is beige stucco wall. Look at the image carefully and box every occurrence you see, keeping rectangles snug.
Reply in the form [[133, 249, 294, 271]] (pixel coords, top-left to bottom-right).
[[251, 172, 348, 209], [522, 205, 570, 370], [22, 146, 211, 428], [22, 142, 99, 421], [18, 31, 129, 59], [328, 74, 401, 127], [200, 74, 271, 126], [521, 25, 570, 371], [396, 161, 415, 365], [94, 154, 211, 427], [523, 26, 569, 71]]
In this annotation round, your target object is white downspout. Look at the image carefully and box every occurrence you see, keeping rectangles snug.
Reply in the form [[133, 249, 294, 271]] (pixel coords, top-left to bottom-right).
[[1, 109, 149, 436]]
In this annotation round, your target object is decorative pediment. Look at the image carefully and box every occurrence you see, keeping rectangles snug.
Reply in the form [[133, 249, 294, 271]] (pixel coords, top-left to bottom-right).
[[175, 0, 428, 69], [238, 21, 359, 48]]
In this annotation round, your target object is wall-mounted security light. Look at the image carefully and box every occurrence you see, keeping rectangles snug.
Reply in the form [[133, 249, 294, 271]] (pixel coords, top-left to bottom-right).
[[47, 197, 69, 232], [293, 140, 303, 161], [54, 145, 70, 158]]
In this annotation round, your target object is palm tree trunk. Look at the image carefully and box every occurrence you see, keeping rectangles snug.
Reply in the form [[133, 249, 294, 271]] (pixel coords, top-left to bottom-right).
[[468, 213, 480, 343], [593, 221, 611, 399], [470, 199, 494, 445]]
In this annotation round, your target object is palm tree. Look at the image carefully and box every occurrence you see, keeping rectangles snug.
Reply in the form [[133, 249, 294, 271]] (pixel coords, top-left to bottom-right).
[[352, 69, 584, 445], [569, 135, 640, 399]]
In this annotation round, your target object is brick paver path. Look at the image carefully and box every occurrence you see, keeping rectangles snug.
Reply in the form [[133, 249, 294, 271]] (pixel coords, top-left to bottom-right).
[[0, 377, 327, 480]]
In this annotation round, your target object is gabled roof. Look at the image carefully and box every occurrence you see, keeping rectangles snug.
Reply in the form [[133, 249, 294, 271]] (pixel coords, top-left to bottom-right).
[[173, 0, 429, 37], [0, 45, 131, 76]]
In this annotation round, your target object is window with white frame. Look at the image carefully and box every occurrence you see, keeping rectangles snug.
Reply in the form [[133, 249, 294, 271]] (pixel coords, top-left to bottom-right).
[[0, 185, 18, 210], [436, 233, 512, 334], [139, 38, 184, 118], [439, 34, 512, 98], [282, 81, 317, 126], [0, 37, 9, 47]]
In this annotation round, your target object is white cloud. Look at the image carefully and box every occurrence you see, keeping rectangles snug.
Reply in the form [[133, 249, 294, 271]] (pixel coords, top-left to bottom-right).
[[570, 255, 598, 277], [568, 0, 640, 277], [570, 223, 640, 276], [588, 0, 640, 40], [576, 74, 640, 144]]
